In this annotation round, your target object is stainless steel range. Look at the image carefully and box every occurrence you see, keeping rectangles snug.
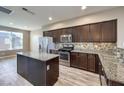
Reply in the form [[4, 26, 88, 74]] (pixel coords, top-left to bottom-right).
[[59, 44, 74, 67]]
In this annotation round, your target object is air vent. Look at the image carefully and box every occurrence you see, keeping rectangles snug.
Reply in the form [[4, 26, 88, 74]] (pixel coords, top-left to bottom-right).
[[22, 7, 35, 15], [0, 6, 13, 14]]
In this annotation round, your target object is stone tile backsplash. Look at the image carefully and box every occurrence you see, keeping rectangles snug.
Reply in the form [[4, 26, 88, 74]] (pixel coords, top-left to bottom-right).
[[55, 42, 124, 62], [55, 43, 117, 52], [116, 48, 124, 59], [73, 43, 117, 51]]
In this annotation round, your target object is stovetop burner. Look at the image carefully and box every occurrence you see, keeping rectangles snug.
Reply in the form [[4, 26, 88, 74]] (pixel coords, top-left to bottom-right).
[[59, 44, 74, 52], [59, 48, 73, 52]]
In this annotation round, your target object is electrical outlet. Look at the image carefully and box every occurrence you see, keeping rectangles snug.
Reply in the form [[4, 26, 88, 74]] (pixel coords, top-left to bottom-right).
[[47, 65, 50, 71], [123, 42, 124, 47]]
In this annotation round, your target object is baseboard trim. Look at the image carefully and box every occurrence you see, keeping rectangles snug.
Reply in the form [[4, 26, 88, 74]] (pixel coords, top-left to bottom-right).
[[0, 55, 16, 59]]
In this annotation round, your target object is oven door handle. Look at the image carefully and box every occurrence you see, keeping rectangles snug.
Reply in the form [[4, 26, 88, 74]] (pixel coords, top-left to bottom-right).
[[59, 52, 69, 55]]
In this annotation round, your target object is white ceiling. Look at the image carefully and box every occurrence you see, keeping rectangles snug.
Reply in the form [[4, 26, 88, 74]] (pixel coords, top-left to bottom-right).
[[0, 6, 117, 31]]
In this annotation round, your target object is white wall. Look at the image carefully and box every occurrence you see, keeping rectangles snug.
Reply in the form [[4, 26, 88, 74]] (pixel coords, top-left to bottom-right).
[[30, 30, 43, 52], [42, 7, 124, 49]]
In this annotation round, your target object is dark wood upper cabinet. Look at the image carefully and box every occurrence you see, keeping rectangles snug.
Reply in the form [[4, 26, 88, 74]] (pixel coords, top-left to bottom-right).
[[71, 27, 78, 42], [51, 30, 59, 43], [65, 28, 72, 34], [89, 23, 101, 42], [49, 30, 55, 42], [101, 20, 117, 42], [79, 25, 90, 42], [43, 31, 52, 37], [61, 28, 67, 35], [43, 31, 47, 36], [43, 20, 117, 43], [53, 30, 61, 43]]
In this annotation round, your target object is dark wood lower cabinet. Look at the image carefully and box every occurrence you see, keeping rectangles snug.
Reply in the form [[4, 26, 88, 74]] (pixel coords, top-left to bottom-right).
[[70, 52, 98, 73], [78, 53, 87, 70], [70, 52, 87, 70], [26, 58, 46, 86], [87, 54, 96, 72], [70, 52, 124, 86], [17, 55, 28, 79], [46, 58, 59, 85], [70, 52, 79, 68]]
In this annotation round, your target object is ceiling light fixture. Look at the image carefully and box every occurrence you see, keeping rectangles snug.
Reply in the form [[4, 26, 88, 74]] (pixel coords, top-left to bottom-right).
[[49, 17, 52, 21], [81, 6, 87, 10], [9, 22, 13, 25], [22, 8, 35, 15]]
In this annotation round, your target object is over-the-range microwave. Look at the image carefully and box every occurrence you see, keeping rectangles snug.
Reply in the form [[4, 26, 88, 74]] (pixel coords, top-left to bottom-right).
[[60, 34, 72, 43]]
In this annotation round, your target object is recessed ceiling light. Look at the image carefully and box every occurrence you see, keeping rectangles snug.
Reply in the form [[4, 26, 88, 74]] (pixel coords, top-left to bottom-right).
[[24, 26, 28, 28], [9, 22, 13, 25], [49, 17, 52, 21], [81, 6, 87, 10]]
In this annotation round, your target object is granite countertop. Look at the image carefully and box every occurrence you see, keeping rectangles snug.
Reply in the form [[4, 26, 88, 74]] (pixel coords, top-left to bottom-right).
[[72, 49, 124, 84], [17, 52, 59, 62]]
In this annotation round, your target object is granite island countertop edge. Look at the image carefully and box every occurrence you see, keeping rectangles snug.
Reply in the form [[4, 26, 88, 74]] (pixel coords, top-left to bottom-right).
[[17, 52, 59, 62]]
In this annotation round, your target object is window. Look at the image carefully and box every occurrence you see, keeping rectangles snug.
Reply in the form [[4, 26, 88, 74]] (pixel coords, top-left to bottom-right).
[[12, 32, 23, 49], [0, 31, 11, 50], [0, 31, 23, 51]]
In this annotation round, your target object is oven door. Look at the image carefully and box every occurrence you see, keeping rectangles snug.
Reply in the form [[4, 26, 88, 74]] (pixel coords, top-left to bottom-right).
[[59, 51, 70, 66], [59, 51, 70, 62]]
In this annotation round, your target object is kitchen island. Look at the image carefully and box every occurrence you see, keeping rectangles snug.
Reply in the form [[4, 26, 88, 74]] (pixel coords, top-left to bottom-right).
[[17, 52, 59, 86]]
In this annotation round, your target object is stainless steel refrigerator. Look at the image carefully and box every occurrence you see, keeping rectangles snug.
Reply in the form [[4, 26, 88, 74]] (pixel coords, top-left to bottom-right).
[[39, 37, 55, 53]]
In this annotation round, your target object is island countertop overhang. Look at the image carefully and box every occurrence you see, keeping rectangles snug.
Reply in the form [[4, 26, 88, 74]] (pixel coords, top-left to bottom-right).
[[17, 51, 59, 62]]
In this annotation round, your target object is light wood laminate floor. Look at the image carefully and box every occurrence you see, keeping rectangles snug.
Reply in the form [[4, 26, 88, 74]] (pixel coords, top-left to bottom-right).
[[0, 57, 100, 86]]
